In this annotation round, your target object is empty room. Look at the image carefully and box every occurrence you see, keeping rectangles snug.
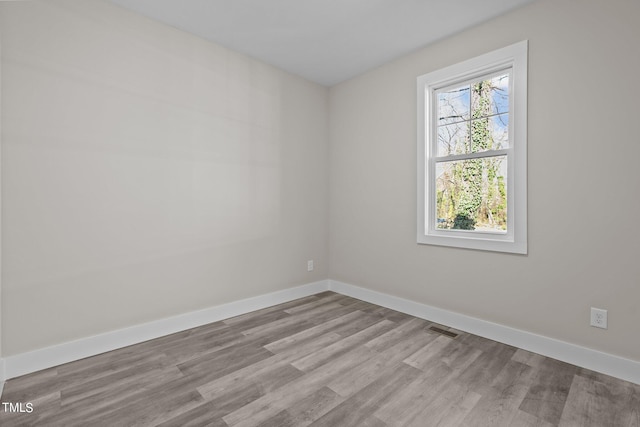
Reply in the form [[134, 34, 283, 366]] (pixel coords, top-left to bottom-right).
[[0, 0, 639, 425]]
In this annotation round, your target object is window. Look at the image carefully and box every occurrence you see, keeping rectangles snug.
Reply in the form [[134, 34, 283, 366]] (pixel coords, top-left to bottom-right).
[[417, 41, 527, 254]]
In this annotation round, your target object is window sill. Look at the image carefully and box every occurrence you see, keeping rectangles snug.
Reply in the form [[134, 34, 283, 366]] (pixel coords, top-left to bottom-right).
[[417, 232, 527, 254]]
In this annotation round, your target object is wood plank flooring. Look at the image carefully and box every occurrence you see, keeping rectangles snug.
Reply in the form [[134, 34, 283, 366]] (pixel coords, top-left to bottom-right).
[[1, 291, 639, 426]]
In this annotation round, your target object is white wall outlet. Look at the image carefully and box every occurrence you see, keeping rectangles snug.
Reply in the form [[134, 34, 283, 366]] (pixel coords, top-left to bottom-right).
[[590, 307, 608, 329], [307, 260, 314, 272]]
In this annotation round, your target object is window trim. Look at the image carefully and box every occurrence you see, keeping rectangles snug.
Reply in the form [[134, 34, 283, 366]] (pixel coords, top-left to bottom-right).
[[417, 41, 528, 254]]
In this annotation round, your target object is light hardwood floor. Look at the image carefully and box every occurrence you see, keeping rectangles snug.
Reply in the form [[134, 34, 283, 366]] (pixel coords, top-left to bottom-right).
[[1, 291, 639, 426]]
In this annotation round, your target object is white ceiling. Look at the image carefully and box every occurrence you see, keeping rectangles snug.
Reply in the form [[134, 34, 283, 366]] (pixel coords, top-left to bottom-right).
[[107, 0, 535, 86]]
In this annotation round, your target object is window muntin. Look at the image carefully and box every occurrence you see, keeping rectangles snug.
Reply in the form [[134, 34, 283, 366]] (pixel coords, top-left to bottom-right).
[[417, 41, 527, 254]]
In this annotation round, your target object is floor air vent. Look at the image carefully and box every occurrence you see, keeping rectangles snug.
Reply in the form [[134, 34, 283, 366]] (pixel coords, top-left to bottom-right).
[[428, 326, 458, 338]]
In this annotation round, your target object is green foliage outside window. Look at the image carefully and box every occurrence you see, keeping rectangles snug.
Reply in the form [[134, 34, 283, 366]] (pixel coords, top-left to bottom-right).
[[436, 77, 508, 232]]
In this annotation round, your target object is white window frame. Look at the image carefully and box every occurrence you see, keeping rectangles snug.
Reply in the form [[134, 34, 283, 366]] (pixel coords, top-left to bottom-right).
[[417, 41, 528, 254]]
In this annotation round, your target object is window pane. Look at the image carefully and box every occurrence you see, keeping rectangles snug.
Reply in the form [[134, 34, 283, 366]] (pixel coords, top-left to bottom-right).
[[490, 113, 509, 150], [469, 113, 509, 153], [437, 85, 469, 125], [489, 74, 509, 115], [437, 121, 469, 156], [435, 156, 507, 232], [471, 73, 509, 118]]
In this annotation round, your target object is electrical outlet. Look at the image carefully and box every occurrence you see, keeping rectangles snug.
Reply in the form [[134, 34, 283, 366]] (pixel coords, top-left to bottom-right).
[[307, 260, 314, 272], [590, 307, 608, 329]]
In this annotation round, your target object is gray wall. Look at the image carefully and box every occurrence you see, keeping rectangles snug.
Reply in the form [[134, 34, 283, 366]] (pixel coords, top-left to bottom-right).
[[328, 0, 640, 362], [0, 0, 329, 356]]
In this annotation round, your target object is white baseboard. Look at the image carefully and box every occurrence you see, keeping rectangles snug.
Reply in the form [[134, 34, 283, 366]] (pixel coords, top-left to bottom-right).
[[3, 280, 328, 380], [329, 280, 640, 385], [3, 278, 639, 386]]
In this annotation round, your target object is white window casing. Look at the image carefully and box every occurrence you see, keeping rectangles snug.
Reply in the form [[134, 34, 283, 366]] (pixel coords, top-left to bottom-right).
[[417, 41, 528, 254]]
